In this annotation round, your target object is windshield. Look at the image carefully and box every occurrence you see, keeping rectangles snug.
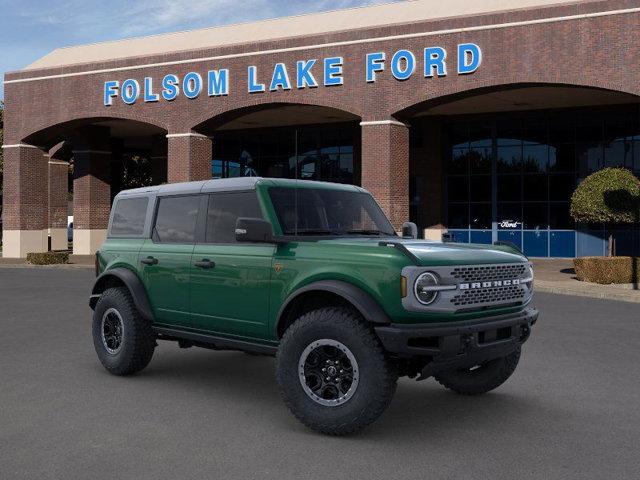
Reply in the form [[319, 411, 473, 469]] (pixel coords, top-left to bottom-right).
[[268, 187, 396, 236]]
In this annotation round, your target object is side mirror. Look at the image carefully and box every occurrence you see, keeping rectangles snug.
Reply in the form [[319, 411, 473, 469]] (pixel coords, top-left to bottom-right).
[[401, 222, 418, 239], [235, 217, 274, 243]]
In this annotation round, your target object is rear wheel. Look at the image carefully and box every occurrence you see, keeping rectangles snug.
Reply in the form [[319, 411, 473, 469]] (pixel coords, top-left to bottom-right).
[[92, 287, 156, 376], [276, 307, 397, 435], [434, 348, 521, 395]]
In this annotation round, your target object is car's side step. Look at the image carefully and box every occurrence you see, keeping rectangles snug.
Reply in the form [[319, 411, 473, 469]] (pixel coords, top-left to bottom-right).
[[153, 326, 278, 356]]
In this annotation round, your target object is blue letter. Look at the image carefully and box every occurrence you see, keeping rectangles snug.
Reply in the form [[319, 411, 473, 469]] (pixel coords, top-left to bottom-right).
[[121, 79, 140, 104], [324, 57, 343, 86], [390, 50, 415, 81], [104, 80, 119, 106], [183, 72, 203, 99], [424, 47, 447, 77], [296, 60, 318, 88], [161, 74, 179, 101], [208, 69, 229, 96], [270, 63, 292, 91], [366, 52, 385, 82], [248, 66, 265, 93], [458, 43, 482, 74], [144, 77, 159, 102]]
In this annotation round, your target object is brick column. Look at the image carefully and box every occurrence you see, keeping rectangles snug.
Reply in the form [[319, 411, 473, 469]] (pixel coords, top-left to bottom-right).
[[48, 159, 69, 251], [151, 134, 168, 184], [1, 144, 49, 257], [166, 133, 212, 183], [72, 149, 111, 255], [360, 120, 410, 230], [70, 126, 111, 255], [411, 118, 445, 241]]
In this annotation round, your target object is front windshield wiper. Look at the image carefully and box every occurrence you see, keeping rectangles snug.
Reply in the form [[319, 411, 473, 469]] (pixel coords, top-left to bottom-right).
[[346, 229, 388, 236], [292, 229, 341, 236]]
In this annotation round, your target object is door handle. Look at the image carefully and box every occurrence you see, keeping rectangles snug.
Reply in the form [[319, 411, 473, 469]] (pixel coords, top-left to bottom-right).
[[140, 256, 158, 266], [194, 259, 215, 269]]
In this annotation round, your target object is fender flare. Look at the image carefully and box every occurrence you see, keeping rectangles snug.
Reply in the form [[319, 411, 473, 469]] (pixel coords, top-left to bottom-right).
[[90, 268, 154, 321], [276, 280, 391, 335]]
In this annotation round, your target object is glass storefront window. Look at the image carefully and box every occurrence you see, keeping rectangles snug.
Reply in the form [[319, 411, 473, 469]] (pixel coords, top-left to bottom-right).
[[523, 203, 548, 229], [444, 106, 640, 256], [497, 203, 522, 229], [549, 202, 573, 229], [549, 144, 575, 172], [447, 204, 469, 229], [523, 144, 548, 173], [497, 175, 521, 201], [470, 175, 492, 202], [523, 174, 547, 202], [470, 203, 491, 229], [211, 123, 358, 185], [447, 176, 469, 203], [450, 148, 469, 174], [604, 140, 632, 168], [469, 146, 492, 173], [577, 143, 603, 174], [497, 145, 522, 173]]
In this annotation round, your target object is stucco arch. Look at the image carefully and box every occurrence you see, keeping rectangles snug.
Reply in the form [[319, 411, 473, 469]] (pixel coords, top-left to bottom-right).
[[20, 115, 168, 150], [189, 100, 362, 134], [392, 82, 640, 120]]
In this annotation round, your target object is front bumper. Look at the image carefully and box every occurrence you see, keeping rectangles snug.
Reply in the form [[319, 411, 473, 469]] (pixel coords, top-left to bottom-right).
[[375, 307, 538, 378]]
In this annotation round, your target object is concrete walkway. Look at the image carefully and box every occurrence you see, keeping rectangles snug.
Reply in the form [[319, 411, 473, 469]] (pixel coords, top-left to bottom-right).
[[532, 258, 640, 304]]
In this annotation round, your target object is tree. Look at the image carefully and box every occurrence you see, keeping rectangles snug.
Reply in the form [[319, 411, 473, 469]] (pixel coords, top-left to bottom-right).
[[570, 167, 640, 255]]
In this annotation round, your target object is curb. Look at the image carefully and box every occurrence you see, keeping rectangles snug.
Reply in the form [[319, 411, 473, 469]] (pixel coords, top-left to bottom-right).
[[0, 263, 93, 270], [535, 280, 640, 304]]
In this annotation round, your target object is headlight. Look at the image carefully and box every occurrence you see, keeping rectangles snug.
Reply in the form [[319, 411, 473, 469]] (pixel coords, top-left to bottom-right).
[[414, 272, 440, 305]]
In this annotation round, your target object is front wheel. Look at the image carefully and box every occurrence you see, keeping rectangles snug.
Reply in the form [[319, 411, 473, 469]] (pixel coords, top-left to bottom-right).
[[276, 308, 397, 436], [434, 348, 521, 395]]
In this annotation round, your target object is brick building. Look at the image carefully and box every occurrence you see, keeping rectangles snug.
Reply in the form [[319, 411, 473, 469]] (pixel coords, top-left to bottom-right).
[[3, 0, 640, 257]]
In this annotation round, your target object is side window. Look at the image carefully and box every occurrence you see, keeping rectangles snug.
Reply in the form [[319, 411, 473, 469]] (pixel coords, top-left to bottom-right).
[[153, 195, 200, 244], [205, 192, 262, 243], [110, 197, 148, 236]]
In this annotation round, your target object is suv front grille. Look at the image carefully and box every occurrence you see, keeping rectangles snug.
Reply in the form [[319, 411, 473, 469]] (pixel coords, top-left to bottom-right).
[[451, 285, 525, 307], [451, 264, 527, 283]]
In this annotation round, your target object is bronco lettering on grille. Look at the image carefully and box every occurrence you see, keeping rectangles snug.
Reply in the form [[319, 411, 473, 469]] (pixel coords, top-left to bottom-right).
[[459, 279, 521, 290]]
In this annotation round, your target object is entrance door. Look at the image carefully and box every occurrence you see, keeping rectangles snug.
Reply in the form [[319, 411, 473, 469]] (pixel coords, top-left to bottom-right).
[[190, 191, 275, 338], [140, 194, 203, 328]]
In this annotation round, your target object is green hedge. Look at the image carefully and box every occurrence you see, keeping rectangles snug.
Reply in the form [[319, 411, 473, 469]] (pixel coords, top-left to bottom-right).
[[27, 251, 69, 265], [574, 256, 640, 284], [570, 168, 640, 224]]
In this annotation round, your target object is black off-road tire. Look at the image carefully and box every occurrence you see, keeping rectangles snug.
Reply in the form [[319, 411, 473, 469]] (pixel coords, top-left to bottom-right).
[[92, 287, 156, 376], [276, 307, 397, 436], [434, 348, 521, 395]]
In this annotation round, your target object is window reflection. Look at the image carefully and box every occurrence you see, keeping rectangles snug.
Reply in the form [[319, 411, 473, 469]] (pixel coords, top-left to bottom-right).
[[445, 106, 640, 252], [211, 123, 357, 184]]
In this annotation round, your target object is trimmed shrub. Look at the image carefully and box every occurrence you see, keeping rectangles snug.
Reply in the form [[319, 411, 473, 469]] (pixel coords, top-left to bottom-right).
[[27, 251, 69, 265], [574, 256, 640, 284], [570, 168, 640, 224]]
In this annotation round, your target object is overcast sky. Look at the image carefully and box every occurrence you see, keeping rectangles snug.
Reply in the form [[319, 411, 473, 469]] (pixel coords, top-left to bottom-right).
[[0, 0, 398, 100]]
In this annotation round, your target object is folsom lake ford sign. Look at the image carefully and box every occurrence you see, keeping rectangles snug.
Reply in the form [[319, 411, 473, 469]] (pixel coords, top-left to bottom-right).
[[103, 43, 482, 106]]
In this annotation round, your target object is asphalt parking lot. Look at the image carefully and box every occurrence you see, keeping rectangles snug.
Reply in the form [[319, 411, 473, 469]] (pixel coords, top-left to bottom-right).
[[1, 267, 639, 480]]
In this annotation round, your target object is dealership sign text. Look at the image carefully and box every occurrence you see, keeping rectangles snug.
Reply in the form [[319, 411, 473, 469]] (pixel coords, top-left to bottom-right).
[[103, 43, 482, 106]]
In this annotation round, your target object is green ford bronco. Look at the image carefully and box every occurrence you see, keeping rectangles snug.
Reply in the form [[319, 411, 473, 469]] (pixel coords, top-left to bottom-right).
[[90, 177, 537, 435]]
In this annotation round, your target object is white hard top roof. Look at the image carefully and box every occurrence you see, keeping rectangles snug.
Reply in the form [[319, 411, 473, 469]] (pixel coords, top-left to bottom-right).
[[116, 177, 363, 198]]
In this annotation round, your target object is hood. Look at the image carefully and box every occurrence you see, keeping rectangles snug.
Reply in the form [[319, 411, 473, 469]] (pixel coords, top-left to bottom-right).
[[316, 237, 527, 266], [398, 240, 527, 266]]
